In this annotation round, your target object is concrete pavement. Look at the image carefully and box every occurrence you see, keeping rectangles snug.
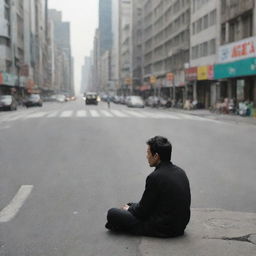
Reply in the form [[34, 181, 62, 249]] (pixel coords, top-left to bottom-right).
[[167, 108, 256, 125], [139, 208, 256, 256]]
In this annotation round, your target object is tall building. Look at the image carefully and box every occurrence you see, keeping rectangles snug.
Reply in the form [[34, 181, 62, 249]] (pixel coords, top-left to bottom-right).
[[111, 0, 120, 92], [48, 9, 74, 95], [99, 0, 113, 55], [131, 0, 143, 90], [81, 56, 92, 93], [142, 0, 190, 103], [119, 0, 132, 95], [189, 0, 220, 108], [214, 0, 256, 106]]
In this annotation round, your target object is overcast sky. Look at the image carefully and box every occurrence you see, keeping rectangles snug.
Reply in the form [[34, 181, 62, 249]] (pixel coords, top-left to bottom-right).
[[48, 0, 98, 94]]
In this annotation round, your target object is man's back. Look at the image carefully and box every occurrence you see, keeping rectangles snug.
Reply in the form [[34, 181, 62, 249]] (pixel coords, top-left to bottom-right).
[[129, 161, 191, 237]]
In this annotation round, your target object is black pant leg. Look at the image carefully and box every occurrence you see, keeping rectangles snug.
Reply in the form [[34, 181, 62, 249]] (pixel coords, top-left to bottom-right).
[[106, 208, 142, 233]]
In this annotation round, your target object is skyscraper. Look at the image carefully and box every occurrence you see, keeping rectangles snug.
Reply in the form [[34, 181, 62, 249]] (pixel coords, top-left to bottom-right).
[[99, 0, 112, 55]]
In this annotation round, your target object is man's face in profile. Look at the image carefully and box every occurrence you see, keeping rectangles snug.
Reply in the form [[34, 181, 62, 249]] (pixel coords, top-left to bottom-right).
[[147, 146, 159, 167]]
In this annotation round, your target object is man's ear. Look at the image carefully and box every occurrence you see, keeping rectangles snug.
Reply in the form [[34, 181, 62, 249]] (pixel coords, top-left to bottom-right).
[[154, 153, 159, 159]]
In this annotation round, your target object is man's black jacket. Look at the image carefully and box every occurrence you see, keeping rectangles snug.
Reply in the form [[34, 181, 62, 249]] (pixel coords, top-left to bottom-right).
[[128, 161, 191, 237]]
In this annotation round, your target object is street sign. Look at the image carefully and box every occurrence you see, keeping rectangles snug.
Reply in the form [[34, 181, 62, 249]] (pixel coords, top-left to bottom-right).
[[166, 72, 174, 81], [150, 76, 157, 84]]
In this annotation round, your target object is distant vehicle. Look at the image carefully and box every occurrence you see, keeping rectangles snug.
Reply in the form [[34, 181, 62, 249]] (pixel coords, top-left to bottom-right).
[[0, 95, 18, 111], [56, 94, 66, 103], [23, 94, 43, 107], [85, 92, 98, 105], [126, 96, 145, 108]]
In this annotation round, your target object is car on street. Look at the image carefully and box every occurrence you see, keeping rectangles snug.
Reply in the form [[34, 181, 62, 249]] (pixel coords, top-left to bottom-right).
[[23, 94, 43, 107], [126, 96, 145, 108], [0, 95, 18, 111], [85, 92, 98, 105], [56, 94, 67, 103]]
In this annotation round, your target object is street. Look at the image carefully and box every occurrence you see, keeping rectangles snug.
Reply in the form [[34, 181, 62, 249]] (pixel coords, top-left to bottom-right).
[[0, 100, 256, 255]]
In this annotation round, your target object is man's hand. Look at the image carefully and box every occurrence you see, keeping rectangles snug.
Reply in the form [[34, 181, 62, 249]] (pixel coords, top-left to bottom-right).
[[121, 204, 129, 211]]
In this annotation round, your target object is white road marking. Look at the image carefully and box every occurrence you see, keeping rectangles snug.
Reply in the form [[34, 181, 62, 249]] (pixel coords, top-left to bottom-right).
[[89, 110, 100, 117], [124, 110, 146, 118], [60, 111, 73, 118], [24, 112, 48, 119], [46, 111, 59, 118], [0, 185, 34, 223], [76, 110, 87, 117], [100, 110, 114, 117], [140, 111, 180, 119], [110, 110, 128, 117]]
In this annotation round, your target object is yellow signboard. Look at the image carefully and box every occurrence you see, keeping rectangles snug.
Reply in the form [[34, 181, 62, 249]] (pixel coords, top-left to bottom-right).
[[150, 76, 157, 84], [197, 66, 208, 80], [125, 78, 132, 85]]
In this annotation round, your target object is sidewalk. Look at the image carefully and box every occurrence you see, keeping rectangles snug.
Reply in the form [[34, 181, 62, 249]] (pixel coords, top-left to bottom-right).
[[167, 108, 256, 125], [139, 208, 256, 256]]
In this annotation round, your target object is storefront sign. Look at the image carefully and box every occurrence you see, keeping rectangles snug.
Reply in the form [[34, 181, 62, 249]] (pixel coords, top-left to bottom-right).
[[218, 36, 256, 63], [0, 72, 18, 86], [214, 57, 256, 79], [185, 67, 197, 81], [166, 72, 174, 81], [197, 65, 214, 80], [150, 76, 157, 84]]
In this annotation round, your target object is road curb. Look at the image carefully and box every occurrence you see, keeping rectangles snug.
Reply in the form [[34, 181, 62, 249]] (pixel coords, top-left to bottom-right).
[[139, 208, 256, 256]]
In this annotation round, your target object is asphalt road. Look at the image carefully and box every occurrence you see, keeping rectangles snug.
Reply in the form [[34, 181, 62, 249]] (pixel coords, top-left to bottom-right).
[[0, 100, 255, 255]]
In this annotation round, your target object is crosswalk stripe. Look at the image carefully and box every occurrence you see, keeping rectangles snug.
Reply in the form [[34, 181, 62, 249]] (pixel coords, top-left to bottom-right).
[[100, 110, 114, 117], [124, 110, 146, 118], [110, 110, 128, 117], [76, 110, 87, 117], [46, 111, 59, 118], [89, 110, 100, 117], [25, 112, 48, 119], [139, 111, 179, 119], [60, 111, 73, 118]]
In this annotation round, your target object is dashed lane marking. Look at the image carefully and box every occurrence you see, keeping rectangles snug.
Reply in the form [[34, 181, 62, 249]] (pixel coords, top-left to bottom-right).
[[0, 185, 34, 223]]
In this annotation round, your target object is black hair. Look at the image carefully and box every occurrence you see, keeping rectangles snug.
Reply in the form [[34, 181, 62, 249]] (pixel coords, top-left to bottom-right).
[[147, 136, 172, 162]]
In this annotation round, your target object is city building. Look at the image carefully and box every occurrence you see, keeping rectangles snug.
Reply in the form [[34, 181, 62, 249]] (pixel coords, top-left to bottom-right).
[[131, 0, 143, 92], [188, 0, 220, 108], [81, 56, 92, 93], [215, 0, 256, 106], [119, 0, 132, 95], [99, 0, 113, 55], [142, 0, 190, 103], [48, 9, 74, 96]]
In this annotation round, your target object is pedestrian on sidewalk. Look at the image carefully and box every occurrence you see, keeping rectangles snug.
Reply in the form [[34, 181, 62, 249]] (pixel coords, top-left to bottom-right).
[[107, 96, 111, 109], [105, 136, 191, 238]]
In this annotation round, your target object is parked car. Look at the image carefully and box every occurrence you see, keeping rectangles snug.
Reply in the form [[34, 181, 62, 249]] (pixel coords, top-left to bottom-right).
[[56, 94, 66, 103], [0, 95, 18, 111], [126, 96, 145, 108], [145, 96, 159, 107], [23, 94, 43, 107], [85, 92, 98, 105]]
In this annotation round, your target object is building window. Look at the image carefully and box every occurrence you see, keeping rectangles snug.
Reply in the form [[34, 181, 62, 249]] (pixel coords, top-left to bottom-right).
[[203, 14, 208, 29], [221, 24, 226, 44], [242, 12, 253, 39], [197, 18, 202, 33], [209, 10, 216, 26], [209, 39, 216, 55]]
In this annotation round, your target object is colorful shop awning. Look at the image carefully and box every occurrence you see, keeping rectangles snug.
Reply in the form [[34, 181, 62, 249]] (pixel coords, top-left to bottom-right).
[[214, 57, 256, 79]]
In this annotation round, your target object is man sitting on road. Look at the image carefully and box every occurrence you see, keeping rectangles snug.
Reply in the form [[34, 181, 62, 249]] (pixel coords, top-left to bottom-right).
[[105, 136, 191, 238]]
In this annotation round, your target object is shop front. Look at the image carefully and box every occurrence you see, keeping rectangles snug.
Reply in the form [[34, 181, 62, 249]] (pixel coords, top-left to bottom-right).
[[215, 36, 256, 106], [0, 72, 18, 95], [214, 57, 256, 105], [197, 65, 215, 108]]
